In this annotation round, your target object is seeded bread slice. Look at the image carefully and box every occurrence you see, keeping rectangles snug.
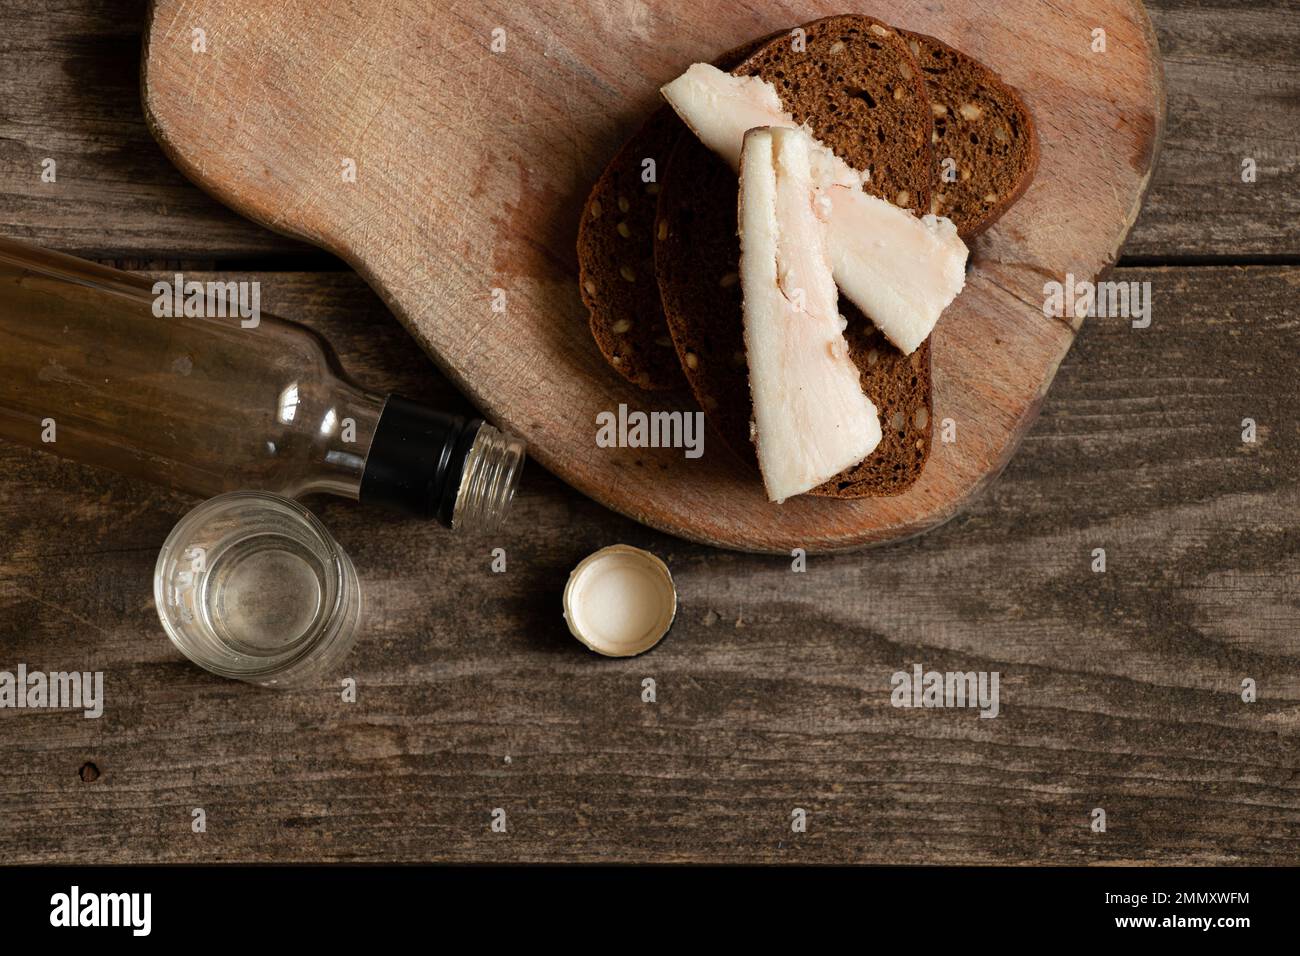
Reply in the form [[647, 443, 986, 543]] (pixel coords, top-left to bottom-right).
[[903, 30, 1039, 237], [578, 39, 774, 391], [734, 15, 935, 216], [655, 15, 935, 497], [578, 106, 683, 390]]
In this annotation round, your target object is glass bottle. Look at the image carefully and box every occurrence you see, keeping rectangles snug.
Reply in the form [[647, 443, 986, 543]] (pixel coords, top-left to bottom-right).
[[0, 237, 524, 530]]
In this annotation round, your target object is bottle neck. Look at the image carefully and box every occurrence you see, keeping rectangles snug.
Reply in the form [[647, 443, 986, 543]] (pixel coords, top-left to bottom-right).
[[358, 395, 525, 531], [289, 380, 387, 500]]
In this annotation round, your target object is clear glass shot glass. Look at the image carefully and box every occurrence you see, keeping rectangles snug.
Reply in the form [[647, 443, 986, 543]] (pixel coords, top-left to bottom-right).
[[154, 491, 362, 686]]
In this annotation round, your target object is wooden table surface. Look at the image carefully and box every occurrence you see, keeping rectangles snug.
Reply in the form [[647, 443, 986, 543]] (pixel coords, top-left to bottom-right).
[[1, 0, 1297, 864]]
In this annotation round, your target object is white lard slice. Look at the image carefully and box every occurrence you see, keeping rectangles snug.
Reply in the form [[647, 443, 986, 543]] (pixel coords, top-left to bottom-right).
[[662, 63, 967, 354], [738, 126, 882, 503]]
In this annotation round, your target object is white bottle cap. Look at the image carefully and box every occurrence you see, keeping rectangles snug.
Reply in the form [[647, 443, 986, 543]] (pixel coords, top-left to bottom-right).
[[563, 545, 677, 657]]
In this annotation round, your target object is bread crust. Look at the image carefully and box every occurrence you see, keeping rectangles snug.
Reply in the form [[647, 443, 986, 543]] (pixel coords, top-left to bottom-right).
[[578, 106, 684, 390], [902, 29, 1040, 238], [577, 37, 777, 391]]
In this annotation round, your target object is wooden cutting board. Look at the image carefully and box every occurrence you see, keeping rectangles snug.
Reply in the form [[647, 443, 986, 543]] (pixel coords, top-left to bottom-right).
[[141, 0, 1164, 553]]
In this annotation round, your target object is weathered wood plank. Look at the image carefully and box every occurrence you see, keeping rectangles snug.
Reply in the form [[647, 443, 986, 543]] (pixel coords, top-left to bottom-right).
[[1, 266, 1296, 863], [1129, 0, 1300, 259], [0, 0, 1294, 261], [0, 0, 313, 260]]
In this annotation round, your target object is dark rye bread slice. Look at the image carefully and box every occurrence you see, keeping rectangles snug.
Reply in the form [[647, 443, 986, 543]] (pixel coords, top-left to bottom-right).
[[655, 15, 935, 497], [737, 15, 935, 215], [577, 38, 774, 390], [903, 30, 1039, 237], [578, 106, 683, 390]]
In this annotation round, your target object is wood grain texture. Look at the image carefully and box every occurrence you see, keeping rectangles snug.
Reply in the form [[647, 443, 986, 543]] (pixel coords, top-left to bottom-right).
[[1125, 0, 1300, 260], [2, 1, 1291, 262], [0, 0, 318, 260], [1, 0, 1295, 867], [1, 266, 1297, 864], [137, 0, 1163, 552]]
